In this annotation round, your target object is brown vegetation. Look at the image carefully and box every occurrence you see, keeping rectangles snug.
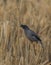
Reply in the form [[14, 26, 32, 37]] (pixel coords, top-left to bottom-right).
[[0, 0, 51, 65]]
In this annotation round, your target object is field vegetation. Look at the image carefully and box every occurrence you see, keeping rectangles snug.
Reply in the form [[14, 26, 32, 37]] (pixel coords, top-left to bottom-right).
[[0, 0, 51, 65]]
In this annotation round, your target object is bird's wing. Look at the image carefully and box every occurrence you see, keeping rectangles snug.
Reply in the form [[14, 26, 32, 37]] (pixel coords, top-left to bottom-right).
[[30, 30, 41, 41]]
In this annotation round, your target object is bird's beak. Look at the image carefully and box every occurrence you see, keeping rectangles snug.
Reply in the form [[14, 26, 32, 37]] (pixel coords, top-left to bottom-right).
[[20, 24, 23, 28]]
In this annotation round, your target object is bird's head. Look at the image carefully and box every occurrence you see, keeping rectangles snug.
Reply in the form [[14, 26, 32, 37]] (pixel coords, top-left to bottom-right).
[[20, 24, 29, 30]]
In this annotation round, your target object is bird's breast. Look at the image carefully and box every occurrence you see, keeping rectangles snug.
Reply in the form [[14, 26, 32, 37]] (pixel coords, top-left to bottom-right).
[[24, 30, 34, 42]]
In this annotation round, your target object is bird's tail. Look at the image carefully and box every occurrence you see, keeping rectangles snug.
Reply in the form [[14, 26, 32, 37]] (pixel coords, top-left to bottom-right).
[[40, 41, 44, 51]]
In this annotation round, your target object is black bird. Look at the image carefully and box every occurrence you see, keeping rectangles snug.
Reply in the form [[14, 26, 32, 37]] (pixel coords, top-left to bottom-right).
[[20, 24, 43, 48]]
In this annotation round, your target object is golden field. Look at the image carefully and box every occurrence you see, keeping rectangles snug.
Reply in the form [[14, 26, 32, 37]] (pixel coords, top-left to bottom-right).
[[0, 0, 51, 65]]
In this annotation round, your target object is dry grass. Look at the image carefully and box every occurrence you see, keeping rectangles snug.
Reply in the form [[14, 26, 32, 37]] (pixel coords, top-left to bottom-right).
[[0, 0, 51, 65]]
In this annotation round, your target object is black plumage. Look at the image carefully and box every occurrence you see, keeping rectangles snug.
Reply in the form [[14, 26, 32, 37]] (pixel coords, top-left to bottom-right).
[[20, 24, 43, 48]]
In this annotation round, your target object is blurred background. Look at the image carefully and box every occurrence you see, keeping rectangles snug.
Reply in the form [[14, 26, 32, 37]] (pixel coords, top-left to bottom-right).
[[0, 0, 51, 65]]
